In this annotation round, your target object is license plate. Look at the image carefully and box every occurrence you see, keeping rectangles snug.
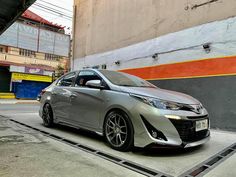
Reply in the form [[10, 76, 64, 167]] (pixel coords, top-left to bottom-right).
[[195, 119, 208, 132]]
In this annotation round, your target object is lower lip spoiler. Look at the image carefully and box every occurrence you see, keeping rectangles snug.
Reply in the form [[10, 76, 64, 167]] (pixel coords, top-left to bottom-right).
[[144, 135, 210, 149], [183, 136, 210, 148]]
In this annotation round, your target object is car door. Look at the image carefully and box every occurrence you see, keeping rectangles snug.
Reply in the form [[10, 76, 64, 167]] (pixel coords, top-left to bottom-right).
[[69, 70, 105, 129], [51, 72, 76, 123]]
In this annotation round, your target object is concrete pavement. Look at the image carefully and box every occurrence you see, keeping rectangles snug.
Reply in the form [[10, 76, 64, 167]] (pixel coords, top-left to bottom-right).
[[0, 115, 144, 177], [0, 104, 236, 177]]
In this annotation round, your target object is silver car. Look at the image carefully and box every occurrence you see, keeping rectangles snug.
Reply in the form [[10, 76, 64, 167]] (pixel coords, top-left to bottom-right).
[[39, 69, 210, 151]]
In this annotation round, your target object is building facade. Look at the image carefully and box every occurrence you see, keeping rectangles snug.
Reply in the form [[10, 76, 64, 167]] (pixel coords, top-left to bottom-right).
[[0, 10, 70, 99], [72, 0, 236, 131]]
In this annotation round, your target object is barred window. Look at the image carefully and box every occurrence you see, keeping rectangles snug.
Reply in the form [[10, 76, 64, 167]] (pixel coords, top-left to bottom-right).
[[45, 53, 62, 61], [19, 49, 36, 58]]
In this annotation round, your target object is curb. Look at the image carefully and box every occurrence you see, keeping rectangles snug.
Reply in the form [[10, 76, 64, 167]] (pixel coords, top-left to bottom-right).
[[16, 102, 39, 104], [0, 101, 39, 104]]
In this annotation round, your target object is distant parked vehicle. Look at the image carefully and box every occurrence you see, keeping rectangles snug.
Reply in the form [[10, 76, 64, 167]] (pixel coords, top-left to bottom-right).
[[39, 69, 210, 151]]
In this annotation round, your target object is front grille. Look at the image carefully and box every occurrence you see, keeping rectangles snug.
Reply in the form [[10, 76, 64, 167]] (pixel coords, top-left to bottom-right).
[[187, 115, 208, 120], [170, 118, 209, 142]]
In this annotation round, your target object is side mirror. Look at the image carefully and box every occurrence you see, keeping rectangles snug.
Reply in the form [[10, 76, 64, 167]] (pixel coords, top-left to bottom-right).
[[86, 80, 105, 89]]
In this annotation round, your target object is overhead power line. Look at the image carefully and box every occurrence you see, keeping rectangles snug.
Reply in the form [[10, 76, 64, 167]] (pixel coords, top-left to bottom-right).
[[33, 3, 72, 19], [34, 3, 72, 16], [38, 0, 73, 13], [30, 6, 72, 21]]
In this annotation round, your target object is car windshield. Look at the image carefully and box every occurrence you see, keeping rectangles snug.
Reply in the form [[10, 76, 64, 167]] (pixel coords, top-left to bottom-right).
[[99, 70, 156, 88]]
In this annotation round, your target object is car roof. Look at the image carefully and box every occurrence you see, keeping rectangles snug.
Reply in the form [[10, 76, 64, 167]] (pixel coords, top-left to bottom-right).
[[72, 68, 113, 73]]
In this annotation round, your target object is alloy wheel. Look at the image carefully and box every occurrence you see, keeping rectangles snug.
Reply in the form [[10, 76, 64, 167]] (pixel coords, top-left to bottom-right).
[[42, 104, 53, 127], [105, 113, 128, 148]]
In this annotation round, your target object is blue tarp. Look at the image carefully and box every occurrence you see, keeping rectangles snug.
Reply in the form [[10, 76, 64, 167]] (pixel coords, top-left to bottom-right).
[[12, 80, 50, 99]]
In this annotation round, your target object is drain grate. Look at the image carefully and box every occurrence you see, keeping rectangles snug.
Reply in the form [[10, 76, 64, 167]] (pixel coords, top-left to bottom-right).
[[0, 115, 10, 118], [96, 151, 122, 162], [179, 143, 236, 177], [220, 149, 234, 157], [49, 134, 63, 139], [122, 161, 158, 176], [9, 119, 172, 177], [62, 138, 78, 145], [206, 156, 222, 166], [189, 166, 208, 177], [78, 144, 97, 152]]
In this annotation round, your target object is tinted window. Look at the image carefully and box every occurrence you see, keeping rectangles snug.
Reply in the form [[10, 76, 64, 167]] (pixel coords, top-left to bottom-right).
[[75, 71, 101, 87], [99, 70, 156, 88], [57, 72, 76, 87]]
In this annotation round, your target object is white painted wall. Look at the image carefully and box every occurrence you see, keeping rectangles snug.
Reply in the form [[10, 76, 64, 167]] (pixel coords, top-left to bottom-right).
[[73, 17, 236, 71]]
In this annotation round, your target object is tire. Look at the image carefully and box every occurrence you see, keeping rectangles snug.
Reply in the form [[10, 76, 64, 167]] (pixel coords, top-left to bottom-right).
[[42, 103, 54, 127], [104, 110, 134, 151]]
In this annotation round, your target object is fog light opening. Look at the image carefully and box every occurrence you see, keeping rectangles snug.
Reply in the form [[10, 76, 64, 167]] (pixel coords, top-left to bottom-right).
[[151, 130, 158, 138], [151, 130, 164, 140], [140, 115, 167, 141]]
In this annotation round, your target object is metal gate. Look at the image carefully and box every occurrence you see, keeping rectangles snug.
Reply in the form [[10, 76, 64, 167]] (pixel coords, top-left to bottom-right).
[[0, 66, 11, 92]]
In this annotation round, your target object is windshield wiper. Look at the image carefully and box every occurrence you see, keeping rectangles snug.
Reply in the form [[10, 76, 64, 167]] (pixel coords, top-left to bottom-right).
[[118, 84, 134, 87], [138, 85, 155, 88], [118, 84, 155, 88]]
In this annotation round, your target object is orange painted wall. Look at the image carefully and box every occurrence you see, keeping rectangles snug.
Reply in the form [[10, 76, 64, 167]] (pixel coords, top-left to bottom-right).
[[120, 56, 236, 80]]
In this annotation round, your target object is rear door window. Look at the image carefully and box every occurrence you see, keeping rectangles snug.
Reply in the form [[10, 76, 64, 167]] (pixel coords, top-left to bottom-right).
[[57, 72, 76, 87]]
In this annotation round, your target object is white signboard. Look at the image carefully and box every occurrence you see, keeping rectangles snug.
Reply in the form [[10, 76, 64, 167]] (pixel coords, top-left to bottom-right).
[[0, 22, 70, 57], [54, 33, 70, 56], [38, 29, 55, 54], [18, 23, 38, 51], [0, 23, 18, 46]]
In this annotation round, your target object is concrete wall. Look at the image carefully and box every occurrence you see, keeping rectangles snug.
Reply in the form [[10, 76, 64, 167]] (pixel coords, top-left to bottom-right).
[[74, 16, 236, 70], [73, 0, 236, 131], [74, 0, 236, 58]]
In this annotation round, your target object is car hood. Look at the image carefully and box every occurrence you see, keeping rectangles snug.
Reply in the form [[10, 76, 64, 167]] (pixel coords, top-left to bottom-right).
[[120, 87, 200, 105]]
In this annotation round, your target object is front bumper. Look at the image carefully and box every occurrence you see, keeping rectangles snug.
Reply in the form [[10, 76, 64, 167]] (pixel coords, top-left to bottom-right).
[[169, 117, 210, 143], [183, 135, 210, 148], [145, 135, 210, 149], [131, 102, 210, 148], [141, 115, 210, 148]]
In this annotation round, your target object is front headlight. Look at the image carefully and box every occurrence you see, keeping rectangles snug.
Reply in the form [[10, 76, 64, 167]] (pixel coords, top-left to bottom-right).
[[130, 93, 184, 110]]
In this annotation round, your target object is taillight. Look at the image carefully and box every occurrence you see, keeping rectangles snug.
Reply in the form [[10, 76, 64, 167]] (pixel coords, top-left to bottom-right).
[[37, 89, 46, 101], [41, 89, 46, 95]]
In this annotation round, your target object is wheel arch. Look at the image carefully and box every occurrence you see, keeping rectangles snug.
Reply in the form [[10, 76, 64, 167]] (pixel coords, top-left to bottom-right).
[[102, 106, 134, 133]]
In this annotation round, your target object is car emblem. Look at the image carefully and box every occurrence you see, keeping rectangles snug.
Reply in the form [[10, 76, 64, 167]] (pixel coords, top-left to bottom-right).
[[194, 105, 202, 114], [192, 105, 202, 114]]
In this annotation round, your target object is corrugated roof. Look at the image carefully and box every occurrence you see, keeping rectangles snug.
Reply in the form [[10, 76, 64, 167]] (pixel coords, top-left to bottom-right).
[[22, 10, 64, 29]]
